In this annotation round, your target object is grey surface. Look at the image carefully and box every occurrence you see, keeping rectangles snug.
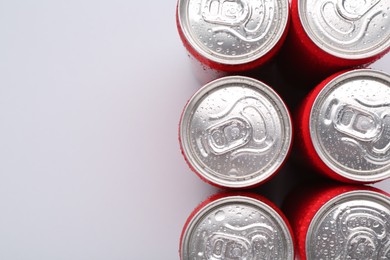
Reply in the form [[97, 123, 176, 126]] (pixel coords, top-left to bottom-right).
[[0, 1, 389, 259]]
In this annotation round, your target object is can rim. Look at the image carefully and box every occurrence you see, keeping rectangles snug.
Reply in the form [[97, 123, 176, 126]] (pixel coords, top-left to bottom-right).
[[180, 76, 292, 188], [177, 0, 290, 65], [309, 69, 390, 182], [298, 0, 390, 59], [305, 190, 390, 259], [180, 195, 295, 259]]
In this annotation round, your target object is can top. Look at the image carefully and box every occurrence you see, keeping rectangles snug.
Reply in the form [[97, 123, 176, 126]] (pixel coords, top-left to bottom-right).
[[310, 69, 390, 182], [181, 196, 294, 259], [180, 76, 292, 188], [306, 190, 390, 259], [298, 0, 390, 59], [177, 0, 289, 65]]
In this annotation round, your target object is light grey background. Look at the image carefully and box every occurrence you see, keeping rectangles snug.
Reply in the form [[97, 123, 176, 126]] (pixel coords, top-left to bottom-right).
[[0, 1, 389, 259]]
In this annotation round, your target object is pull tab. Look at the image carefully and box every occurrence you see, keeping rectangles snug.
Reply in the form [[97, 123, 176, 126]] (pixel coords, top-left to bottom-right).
[[205, 117, 250, 155], [202, 0, 250, 26], [333, 104, 381, 142]]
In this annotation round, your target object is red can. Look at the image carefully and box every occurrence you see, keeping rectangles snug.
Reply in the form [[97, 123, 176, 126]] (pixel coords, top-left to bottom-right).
[[279, 0, 390, 84], [296, 69, 390, 183], [283, 183, 390, 260], [176, 0, 290, 83], [179, 76, 292, 189], [180, 193, 295, 259]]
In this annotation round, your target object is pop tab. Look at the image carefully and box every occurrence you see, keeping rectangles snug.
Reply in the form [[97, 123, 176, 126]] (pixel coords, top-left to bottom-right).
[[202, 0, 251, 26]]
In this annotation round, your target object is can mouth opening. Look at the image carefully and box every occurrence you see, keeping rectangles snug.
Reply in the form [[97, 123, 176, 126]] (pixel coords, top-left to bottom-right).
[[177, 0, 290, 65], [298, 0, 390, 59]]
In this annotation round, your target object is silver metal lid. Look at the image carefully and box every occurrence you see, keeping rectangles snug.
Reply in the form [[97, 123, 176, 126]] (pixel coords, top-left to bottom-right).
[[306, 190, 390, 259], [180, 76, 292, 188], [298, 0, 390, 59], [310, 69, 390, 182], [177, 0, 289, 65], [181, 196, 294, 259]]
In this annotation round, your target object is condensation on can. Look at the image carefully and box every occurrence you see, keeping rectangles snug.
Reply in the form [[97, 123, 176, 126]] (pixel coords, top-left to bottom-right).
[[179, 76, 292, 189], [176, 0, 290, 83], [283, 183, 390, 260], [295, 69, 390, 183], [278, 0, 390, 85], [180, 193, 295, 260]]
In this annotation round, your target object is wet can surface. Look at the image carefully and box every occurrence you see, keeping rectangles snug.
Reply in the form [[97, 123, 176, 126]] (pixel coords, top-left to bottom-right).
[[284, 184, 390, 260], [179, 76, 292, 188], [180, 193, 295, 260], [280, 0, 390, 84], [176, 0, 290, 82], [296, 69, 390, 183]]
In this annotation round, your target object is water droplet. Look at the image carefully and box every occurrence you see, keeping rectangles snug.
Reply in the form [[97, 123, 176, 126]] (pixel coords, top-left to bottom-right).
[[215, 210, 225, 221]]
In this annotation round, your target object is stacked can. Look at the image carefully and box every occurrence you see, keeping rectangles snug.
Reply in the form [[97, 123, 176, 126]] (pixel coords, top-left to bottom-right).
[[279, 0, 390, 84], [180, 193, 295, 259], [179, 76, 292, 189], [176, 0, 290, 83], [284, 183, 390, 259], [295, 69, 390, 183]]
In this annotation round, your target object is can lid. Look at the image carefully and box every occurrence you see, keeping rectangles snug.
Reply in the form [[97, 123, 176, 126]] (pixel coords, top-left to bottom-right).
[[298, 0, 390, 59], [306, 190, 390, 259], [310, 69, 390, 182], [181, 196, 294, 259], [177, 0, 289, 65], [180, 76, 292, 188]]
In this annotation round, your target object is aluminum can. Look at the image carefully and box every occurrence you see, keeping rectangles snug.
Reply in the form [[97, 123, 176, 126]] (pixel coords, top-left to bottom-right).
[[296, 69, 390, 183], [284, 183, 390, 260], [180, 193, 295, 260], [279, 0, 390, 84], [179, 76, 292, 188], [176, 0, 290, 83]]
